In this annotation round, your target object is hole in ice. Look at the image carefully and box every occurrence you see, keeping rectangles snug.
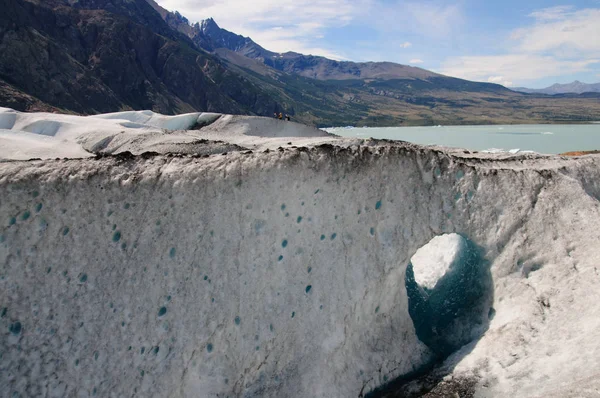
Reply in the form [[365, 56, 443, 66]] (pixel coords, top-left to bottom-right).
[[62, 227, 70, 236], [112, 231, 121, 242], [320, 235, 326, 241], [20, 211, 30, 221], [375, 201, 382, 210], [371, 235, 494, 397], [282, 239, 288, 248], [405, 233, 493, 358], [235, 316, 241, 325], [305, 285, 312, 293], [9, 321, 22, 335], [330, 233, 337, 240], [169, 247, 176, 258]]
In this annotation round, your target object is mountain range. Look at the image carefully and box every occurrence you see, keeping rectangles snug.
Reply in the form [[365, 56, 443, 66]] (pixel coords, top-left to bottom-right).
[[2, 0, 600, 126], [512, 81, 600, 95]]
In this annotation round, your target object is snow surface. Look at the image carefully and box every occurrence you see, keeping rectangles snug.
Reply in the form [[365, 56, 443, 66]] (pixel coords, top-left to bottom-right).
[[0, 108, 336, 160], [411, 233, 464, 290], [2, 109, 600, 397]]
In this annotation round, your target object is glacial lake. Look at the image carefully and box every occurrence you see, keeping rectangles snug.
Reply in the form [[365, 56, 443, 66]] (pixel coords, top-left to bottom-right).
[[325, 124, 600, 154]]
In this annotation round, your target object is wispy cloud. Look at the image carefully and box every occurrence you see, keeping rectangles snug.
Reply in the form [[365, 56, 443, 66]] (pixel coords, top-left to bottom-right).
[[513, 7, 600, 55], [441, 54, 598, 84], [367, 1, 464, 38], [528, 5, 574, 21], [409, 59, 424, 64], [400, 42, 412, 48], [441, 6, 600, 85]]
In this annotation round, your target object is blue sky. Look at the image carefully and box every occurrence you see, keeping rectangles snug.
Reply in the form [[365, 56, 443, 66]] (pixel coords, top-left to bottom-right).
[[156, 0, 600, 88]]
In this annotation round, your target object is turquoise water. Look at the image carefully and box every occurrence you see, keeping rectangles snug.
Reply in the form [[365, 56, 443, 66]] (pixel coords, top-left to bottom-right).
[[326, 123, 600, 154]]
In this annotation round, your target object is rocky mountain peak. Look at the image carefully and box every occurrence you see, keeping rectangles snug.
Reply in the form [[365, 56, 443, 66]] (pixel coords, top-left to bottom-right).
[[200, 17, 218, 32]]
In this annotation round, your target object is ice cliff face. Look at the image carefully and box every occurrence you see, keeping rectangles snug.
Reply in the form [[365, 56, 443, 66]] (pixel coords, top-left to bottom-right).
[[2, 112, 600, 398]]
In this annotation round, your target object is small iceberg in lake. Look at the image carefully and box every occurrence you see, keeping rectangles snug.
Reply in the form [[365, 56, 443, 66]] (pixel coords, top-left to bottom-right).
[[482, 148, 504, 154]]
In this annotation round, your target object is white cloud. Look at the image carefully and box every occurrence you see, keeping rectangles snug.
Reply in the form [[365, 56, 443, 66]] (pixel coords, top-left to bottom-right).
[[440, 6, 600, 85], [487, 76, 513, 87], [409, 59, 424, 64], [400, 42, 412, 48], [405, 2, 463, 36], [369, 2, 463, 38], [528, 5, 574, 21], [441, 54, 599, 82], [513, 7, 600, 54]]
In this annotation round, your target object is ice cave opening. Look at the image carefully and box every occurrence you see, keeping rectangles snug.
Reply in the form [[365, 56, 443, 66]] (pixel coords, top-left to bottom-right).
[[406, 233, 494, 358]]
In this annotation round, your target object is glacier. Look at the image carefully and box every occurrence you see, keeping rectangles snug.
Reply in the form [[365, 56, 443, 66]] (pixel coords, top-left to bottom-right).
[[1, 108, 600, 397]]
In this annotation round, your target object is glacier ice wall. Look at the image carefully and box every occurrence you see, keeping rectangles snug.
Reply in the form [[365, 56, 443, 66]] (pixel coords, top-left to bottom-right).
[[2, 145, 600, 397]]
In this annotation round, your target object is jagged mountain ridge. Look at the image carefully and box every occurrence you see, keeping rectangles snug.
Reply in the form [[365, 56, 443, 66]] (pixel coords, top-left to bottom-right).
[[157, 14, 448, 82], [513, 81, 600, 95]]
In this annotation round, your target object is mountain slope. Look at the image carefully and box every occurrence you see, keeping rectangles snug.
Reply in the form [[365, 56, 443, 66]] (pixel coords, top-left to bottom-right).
[[513, 81, 600, 95], [0, 0, 282, 115]]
